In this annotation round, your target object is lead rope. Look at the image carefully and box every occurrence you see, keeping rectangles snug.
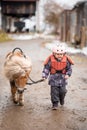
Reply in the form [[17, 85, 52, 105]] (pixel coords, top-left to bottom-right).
[[12, 48, 44, 85], [26, 77, 44, 85]]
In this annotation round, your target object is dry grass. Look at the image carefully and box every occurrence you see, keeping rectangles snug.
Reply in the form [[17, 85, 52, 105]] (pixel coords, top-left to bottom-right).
[[0, 30, 12, 42]]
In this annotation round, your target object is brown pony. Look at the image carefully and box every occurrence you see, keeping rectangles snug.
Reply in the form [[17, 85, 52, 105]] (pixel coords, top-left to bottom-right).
[[4, 48, 32, 106]]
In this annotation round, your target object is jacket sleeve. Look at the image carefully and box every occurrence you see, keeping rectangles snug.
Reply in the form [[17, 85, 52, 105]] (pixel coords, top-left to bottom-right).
[[42, 59, 51, 79], [66, 61, 72, 76]]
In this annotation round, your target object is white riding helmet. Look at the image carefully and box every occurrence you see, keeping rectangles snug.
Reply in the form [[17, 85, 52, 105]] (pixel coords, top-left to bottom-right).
[[52, 44, 66, 54]]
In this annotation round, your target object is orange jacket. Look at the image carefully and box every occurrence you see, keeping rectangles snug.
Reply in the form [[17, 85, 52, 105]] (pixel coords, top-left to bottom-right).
[[44, 54, 74, 74]]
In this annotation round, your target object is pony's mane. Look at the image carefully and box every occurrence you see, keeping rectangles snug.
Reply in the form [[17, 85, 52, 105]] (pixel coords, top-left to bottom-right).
[[4, 52, 32, 80]]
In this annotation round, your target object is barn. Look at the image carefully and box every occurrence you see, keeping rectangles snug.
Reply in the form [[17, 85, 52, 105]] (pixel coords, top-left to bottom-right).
[[0, 0, 40, 32]]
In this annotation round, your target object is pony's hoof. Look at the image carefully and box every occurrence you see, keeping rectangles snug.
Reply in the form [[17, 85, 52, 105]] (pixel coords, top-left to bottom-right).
[[19, 101, 24, 106], [13, 100, 18, 104]]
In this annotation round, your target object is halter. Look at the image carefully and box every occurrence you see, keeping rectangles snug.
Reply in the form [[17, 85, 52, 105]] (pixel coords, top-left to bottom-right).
[[15, 81, 27, 94], [12, 47, 26, 58]]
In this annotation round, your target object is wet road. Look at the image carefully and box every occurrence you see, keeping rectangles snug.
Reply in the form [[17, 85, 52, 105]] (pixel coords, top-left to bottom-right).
[[0, 38, 87, 130]]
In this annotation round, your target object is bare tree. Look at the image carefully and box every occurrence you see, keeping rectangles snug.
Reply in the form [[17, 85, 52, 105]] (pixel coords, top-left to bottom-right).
[[44, 0, 63, 33]]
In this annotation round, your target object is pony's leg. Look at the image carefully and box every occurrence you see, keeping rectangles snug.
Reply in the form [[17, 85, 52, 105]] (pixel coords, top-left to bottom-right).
[[10, 81, 18, 104], [18, 93, 24, 106]]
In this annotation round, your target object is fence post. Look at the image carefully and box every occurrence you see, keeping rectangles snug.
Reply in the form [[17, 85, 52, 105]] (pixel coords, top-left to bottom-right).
[[80, 26, 86, 49]]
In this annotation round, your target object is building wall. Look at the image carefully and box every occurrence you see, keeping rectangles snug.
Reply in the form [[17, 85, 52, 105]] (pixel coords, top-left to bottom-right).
[[70, 10, 77, 43], [59, 1, 87, 48]]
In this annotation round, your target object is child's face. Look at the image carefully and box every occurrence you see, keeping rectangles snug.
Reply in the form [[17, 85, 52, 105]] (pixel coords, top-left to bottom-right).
[[54, 53, 64, 60]]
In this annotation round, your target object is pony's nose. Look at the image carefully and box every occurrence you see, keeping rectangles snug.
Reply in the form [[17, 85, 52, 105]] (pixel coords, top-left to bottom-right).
[[17, 87, 27, 93]]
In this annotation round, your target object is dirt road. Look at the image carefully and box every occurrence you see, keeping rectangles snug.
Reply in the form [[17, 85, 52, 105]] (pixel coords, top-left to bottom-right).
[[0, 38, 87, 130]]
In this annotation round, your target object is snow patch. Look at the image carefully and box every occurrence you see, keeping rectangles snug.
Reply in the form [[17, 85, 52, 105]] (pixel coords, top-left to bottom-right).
[[45, 40, 87, 56], [9, 34, 87, 56]]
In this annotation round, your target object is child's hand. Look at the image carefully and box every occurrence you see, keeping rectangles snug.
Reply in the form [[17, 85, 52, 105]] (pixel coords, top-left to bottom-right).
[[65, 75, 69, 79], [42, 77, 46, 81]]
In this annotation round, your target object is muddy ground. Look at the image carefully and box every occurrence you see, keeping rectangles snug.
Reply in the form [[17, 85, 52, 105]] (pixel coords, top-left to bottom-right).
[[0, 38, 87, 130]]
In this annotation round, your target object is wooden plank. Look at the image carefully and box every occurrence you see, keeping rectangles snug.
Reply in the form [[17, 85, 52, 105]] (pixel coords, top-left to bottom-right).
[[80, 26, 86, 48]]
